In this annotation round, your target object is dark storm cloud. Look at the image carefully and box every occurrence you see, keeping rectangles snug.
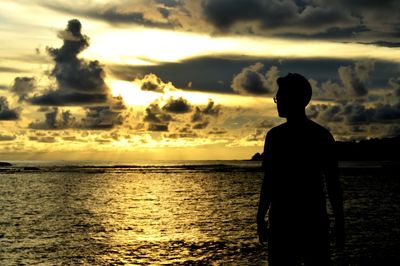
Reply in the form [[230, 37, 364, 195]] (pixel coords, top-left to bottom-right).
[[110, 57, 400, 95], [192, 121, 209, 129], [278, 25, 369, 40], [11, 77, 36, 102], [142, 98, 220, 132], [158, 7, 170, 19], [0, 66, 25, 73], [246, 129, 266, 142], [84, 7, 177, 28], [155, 0, 181, 8], [310, 101, 400, 125], [338, 61, 374, 97], [197, 0, 400, 44], [29, 19, 110, 106], [82, 106, 124, 130], [29, 99, 125, 130], [143, 103, 173, 131], [191, 99, 219, 125], [41, 3, 177, 29], [36, 0, 400, 44], [358, 41, 400, 48], [0, 97, 19, 120], [111, 96, 127, 111], [165, 125, 199, 138], [311, 61, 376, 100], [29, 107, 76, 130], [29, 91, 108, 106], [144, 103, 173, 123], [140, 74, 166, 93], [0, 134, 16, 141], [201, 99, 221, 116], [148, 123, 169, 131], [208, 128, 227, 134], [231, 63, 279, 95], [28, 136, 57, 143], [308, 104, 344, 122], [202, 0, 358, 34], [162, 97, 192, 113], [389, 77, 400, 95], [191, 99, 220, 130]]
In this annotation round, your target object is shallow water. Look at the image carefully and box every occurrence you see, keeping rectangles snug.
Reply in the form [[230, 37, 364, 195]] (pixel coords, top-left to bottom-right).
[[0, 161, 399, 265]]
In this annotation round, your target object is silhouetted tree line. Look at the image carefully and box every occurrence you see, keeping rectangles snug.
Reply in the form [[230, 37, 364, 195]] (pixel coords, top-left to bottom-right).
[[252, 135, 400, 161]]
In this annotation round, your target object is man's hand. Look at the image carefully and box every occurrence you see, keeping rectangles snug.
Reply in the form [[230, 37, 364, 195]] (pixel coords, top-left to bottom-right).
[[257, 219, 269, 245]]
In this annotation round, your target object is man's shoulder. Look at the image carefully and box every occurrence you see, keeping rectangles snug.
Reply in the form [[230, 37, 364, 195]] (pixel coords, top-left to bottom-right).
[[308, 119, 335, 141], [267, 122, 287, 136]]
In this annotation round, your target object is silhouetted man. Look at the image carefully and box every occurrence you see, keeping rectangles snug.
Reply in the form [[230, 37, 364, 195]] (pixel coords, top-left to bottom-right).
[[257, 73, 344, 265]]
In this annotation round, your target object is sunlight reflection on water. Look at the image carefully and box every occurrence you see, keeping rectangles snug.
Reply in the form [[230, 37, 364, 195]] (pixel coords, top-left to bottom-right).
[[0, 162, 399, 265], [0, 166, 267, 264]]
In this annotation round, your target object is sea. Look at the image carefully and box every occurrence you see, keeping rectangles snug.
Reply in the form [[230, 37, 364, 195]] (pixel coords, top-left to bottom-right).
[[0, 160, 399, 265]]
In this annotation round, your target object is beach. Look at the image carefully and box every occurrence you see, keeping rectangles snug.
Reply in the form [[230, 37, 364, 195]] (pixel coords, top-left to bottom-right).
[[0, 160, 399, 265]]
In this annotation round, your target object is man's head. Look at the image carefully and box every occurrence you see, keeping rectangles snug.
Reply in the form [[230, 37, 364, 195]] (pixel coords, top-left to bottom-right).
[[275, 73, 312, 118]]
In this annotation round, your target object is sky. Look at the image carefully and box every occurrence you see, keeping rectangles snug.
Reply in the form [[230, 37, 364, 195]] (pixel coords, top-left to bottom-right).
[[0, 0, 400, 161]]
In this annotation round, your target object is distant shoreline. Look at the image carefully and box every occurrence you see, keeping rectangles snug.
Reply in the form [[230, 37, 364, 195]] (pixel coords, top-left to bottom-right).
[[250, 135, 400, 161]]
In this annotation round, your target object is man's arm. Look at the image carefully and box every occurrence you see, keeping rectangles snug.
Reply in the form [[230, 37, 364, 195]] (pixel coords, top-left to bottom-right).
[[257, 173, 272, 244], [325, 134, 345, 249], [257, 132, 273, 244]]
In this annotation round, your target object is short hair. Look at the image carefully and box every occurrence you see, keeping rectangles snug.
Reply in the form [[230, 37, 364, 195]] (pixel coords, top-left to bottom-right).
[[277, 73, 312, 107]]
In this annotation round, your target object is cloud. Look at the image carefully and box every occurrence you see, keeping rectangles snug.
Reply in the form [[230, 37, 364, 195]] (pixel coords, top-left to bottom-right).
[[29, 98, 126, 130], [232, 63, 278, 95], [144, 103, 173, 123], [11, 77, 36, 102], [144, 102, 173, 131], [34, 0, 400, 46], [148, 123, 169, 132], [29, 107, 76, 130], [198, 0, 400, 46], [202, 0, 358, 35], [28, 19, 111, 106], [155, 0, 181, 8], [142, 98, 221, 132], [307, 71, 400, 139], [208, 128, 227, 134], [162, 97, 192, 113], [193, 121, 209, 129], [311, 79, 344, 100], [82, 106, 124, 130], [140, 73, 169, 93], [338, 60, 375, 97], [389, 77, 400, 96], [0, 134, 16, 141], [311, 60, 375, 100], [28, 136, 57, 143], [308, 104, 344, 122], [310, 101, 400, 125], [165, 125, 199, 138], [29, 92, 108, 106], [191, 99, 220, 130], [0, 66, 25, 74], [109, 57, 400, 96], [202, 99, 221, 116], [41, 2, 178, 29], [0, 96, 19, 120]]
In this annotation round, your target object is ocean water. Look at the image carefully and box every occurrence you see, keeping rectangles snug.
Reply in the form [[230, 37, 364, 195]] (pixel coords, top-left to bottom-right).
[[0, 160, 399, 265]]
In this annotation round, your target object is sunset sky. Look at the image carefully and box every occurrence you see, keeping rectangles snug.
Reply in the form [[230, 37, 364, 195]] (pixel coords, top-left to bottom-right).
[[1, 0, 400, 160]]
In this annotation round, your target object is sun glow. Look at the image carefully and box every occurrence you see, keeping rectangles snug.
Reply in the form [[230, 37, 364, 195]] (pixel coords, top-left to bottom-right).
[[108, 79, 160, 106], [83, 28, 400, 65], [108, 78, 278, 110]]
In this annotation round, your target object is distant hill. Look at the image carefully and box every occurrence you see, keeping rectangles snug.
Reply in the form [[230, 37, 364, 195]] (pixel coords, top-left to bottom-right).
[[250, 135, 400, 161]]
